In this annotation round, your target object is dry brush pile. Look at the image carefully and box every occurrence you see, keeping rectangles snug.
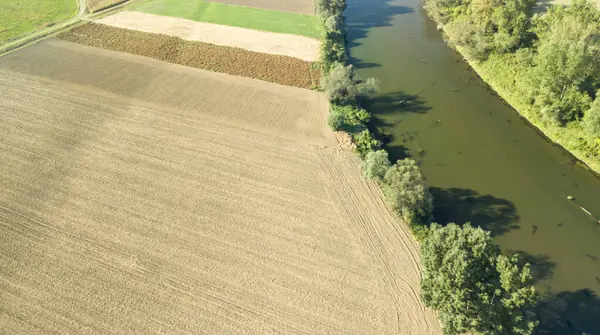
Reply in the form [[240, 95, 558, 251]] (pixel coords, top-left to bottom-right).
[[58, 23, 319, 88]]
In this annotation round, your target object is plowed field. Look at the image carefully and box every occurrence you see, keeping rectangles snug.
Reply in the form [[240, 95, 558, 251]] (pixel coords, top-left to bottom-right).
[[0, 41, 441, 334], [58, 23, 319, 88]]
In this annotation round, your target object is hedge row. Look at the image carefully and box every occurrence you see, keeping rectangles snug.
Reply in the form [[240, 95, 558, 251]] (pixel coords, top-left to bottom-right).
[[315, 0, 432, 237]]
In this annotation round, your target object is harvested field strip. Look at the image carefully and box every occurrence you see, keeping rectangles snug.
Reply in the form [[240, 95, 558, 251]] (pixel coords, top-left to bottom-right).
[[133, 0, 321, 38], [86, 0, 129, 12], [0, 40, 331, 144], [58, 23, 319, 89], [96, 11, 320, 61], [205, 0, 314, 14], [0, 67, 438, 333]]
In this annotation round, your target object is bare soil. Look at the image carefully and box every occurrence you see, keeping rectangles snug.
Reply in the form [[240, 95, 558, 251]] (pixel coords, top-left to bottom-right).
[[0, 40, 441, 334], [96, 11, 320, 61], [205, 0, 315, 15], [58, 23, 319, 88]]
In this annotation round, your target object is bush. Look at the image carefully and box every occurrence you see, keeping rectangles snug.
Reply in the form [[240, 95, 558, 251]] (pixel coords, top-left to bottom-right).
[[328, 111, 346, 131], [382, 158, 433, 224], [584, 96, 600, 137], [321, 62, 380, 105], [353, 130, 382, 156], [421, 223, 538, 335], [320, 36, 346, 74], [361, 150, 391, 181], [325, 15, 343, 34]]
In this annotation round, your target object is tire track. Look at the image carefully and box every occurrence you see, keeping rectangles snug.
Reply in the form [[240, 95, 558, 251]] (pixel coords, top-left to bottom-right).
[[314, 146, 441, 334]]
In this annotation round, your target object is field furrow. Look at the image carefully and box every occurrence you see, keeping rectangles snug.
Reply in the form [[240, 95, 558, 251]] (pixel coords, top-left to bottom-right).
[[0, 40, 440, 334]]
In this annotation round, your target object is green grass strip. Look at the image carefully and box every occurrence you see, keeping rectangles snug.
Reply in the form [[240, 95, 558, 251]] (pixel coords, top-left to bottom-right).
[[132, 0, 321, 38], [0, 0, 78, 44]]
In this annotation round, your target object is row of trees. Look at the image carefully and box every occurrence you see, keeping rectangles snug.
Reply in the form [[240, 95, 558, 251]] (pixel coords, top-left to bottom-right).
[[317, 0, 539, 334], [426, 0, 600, 136]]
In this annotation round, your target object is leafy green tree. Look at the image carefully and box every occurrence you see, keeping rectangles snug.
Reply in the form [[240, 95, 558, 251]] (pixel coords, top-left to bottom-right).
[[352, 130, 381, 156], [583, 95, 600, 138], [529, 0, 600, 124], [321, 62, 379, 105], [421, 223, 538, 335], [361, 150, 391, 181], [382, 158, 432, 223]]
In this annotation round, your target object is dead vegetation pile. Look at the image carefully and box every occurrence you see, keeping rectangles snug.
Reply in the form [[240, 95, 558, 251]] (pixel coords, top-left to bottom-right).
[[58, 23, 319, 88]]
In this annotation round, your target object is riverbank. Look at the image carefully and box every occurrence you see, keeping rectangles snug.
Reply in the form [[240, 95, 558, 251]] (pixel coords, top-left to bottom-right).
[[430, 18, 600, 176]]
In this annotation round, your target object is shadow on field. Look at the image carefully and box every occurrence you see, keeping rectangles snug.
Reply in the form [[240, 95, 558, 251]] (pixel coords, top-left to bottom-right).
[[430, 187, 520, 237], [344, 0, 414, 49]]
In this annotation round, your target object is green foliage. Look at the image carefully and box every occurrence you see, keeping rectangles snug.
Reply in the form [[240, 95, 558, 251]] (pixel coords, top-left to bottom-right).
[[382, 159, 433, 224], [528, 3, 600, 124], [361, 150, 391, 181], [320, 34, 347, 74], [325, 15, 343, 34], [421, 223, 538, 335], [328, 104, 371, 133], [315, 0, 346, 17], [327, 111, 346, 131], [321, 62, 380, 105], [353, 130, 382, 156], [584, 96, 600, 138]]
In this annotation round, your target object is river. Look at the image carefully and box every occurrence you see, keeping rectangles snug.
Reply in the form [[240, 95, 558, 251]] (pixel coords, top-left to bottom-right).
[[344, 0, 600, 333]]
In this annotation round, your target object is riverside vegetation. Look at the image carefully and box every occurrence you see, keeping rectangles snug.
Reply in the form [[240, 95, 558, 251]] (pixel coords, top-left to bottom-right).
[[425, 0, 600, 173], [316, 0, 540, 333]]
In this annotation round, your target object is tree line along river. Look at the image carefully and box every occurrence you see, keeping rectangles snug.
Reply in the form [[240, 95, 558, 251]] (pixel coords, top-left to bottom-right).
[[345, 0, 600, 333]]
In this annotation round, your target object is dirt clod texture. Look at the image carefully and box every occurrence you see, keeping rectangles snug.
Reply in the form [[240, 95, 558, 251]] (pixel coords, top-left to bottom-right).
[[58, 23, 319, 88], [0, 40, 441, 334]]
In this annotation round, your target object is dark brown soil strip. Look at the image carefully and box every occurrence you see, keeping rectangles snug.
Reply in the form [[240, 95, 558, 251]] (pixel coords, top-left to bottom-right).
[[58, 23, 319, 89]]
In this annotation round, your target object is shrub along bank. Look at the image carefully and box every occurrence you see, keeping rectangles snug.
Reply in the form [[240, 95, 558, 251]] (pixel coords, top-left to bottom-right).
[[317, 0, 539, 333], [425, 0, 600, 174]]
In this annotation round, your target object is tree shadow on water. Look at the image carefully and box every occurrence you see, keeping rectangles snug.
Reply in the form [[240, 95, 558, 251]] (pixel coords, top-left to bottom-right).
[[345, 0, 414, 49], [535, 289, 600, 335], [430, 187, 520, 237], [507, 251, 557, 285], [366, 91, 431, 115]]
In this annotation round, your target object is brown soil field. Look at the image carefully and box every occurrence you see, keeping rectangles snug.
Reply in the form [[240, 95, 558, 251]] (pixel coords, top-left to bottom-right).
[[58, 23, 319, 88], [206, 0, 315, 14], [0, 40, 441, 333], [96, 12, 320, 61]]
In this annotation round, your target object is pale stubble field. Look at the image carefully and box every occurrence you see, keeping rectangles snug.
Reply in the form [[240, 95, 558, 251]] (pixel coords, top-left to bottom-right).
[[0, 40, 440, 334]]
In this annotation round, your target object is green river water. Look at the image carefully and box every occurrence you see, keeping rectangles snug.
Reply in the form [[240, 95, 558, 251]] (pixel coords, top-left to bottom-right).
[[344, 0, 600, 333]]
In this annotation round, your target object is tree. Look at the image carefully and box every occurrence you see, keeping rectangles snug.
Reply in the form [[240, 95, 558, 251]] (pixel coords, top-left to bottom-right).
[[529, 0, 600, 124], [421, 223, 538, 335], [327, 111, 346, 131], [352, 130, 381, 156], [583, 95, 600, 138], [361, 150, 391, 181], [321, 62, 379, 105], [382, 158, 432, 223]]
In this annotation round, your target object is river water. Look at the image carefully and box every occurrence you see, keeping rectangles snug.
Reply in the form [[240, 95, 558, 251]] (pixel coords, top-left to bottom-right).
[[344, 0, 600, 333]]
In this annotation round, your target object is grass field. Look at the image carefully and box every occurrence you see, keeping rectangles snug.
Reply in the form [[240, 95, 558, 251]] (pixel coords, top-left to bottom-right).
[[0, 0, 78, 43], [132, 0, 321, 38], [205, 0, 315, 14], [59, 23, 319, 88], [0, 40, 440, 333]]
